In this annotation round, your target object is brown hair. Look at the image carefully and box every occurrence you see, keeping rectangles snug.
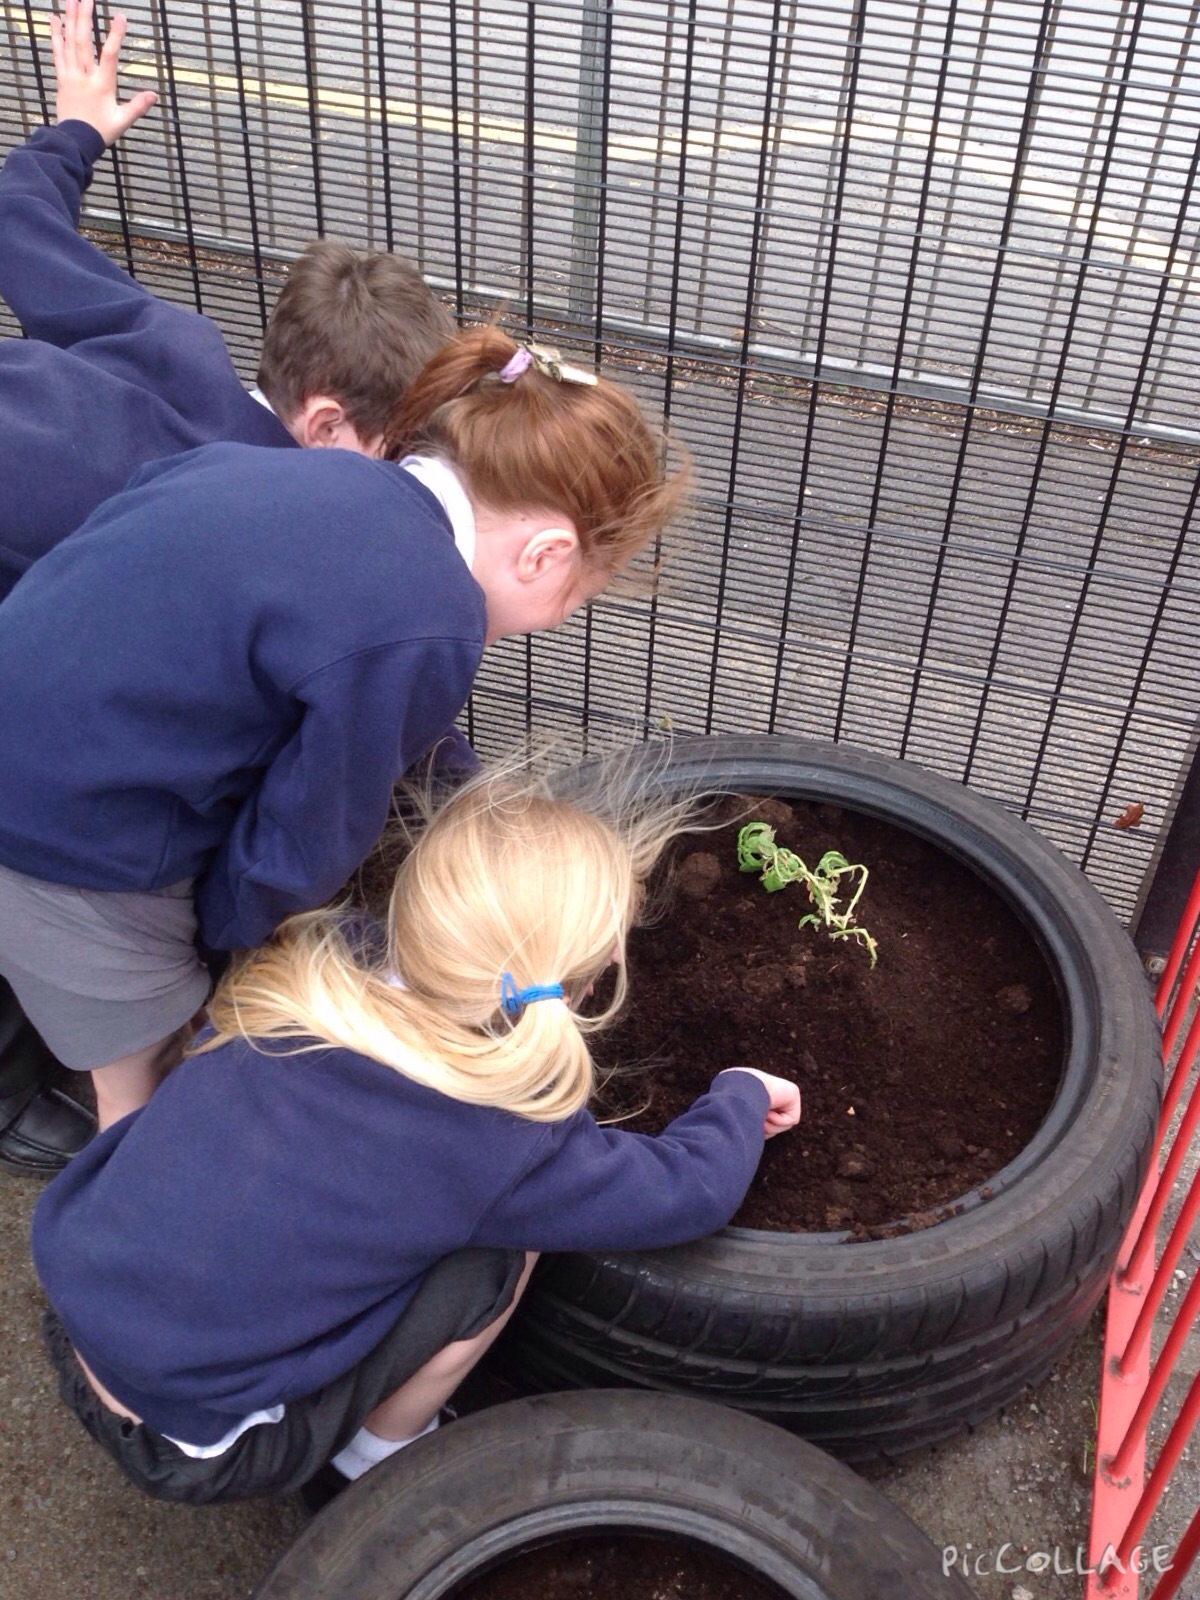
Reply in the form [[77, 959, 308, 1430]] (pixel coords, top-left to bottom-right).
[[381, 326, 690, 573], [257, 239, 456, 439]]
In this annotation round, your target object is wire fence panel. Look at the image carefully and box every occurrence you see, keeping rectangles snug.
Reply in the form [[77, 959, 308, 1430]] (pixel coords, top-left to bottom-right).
[[2, 0, 1199, 922]]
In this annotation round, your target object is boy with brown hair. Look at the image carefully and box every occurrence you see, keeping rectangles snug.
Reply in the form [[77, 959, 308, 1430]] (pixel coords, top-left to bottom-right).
[[0, 0, 454, 604], [0, 0, 454, 1172], [254, 238, 453, 454]]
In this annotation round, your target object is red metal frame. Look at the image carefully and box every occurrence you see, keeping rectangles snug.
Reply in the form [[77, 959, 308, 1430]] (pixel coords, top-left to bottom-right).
[[1085, 871, 1200, 1600]]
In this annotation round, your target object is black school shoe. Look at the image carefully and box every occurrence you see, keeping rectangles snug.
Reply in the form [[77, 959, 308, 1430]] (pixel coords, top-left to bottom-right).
[[0, 1083, 96, 1177], [298, 1461, 351, 1515]]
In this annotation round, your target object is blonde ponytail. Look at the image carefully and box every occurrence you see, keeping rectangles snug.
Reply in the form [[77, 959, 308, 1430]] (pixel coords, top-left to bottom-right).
[[199, 756, 705, 1122]]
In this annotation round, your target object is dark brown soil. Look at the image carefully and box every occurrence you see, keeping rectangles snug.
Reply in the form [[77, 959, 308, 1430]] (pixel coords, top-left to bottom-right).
[[449, 1534, 788, 1600], [591, 796, 1063, 1235]]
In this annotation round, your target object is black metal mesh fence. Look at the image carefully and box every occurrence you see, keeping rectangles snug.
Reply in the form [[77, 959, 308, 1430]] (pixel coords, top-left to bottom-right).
[[3, 0, 1199, 922]]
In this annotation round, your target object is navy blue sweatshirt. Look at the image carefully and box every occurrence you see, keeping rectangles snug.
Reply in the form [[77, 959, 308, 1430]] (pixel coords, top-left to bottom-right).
[[32, 1048, 769, 1445], [0, 443, 485, 950], [0, 121, 294, 598]]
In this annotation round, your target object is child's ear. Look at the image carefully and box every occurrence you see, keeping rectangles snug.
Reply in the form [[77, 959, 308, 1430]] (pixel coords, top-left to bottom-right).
[[291, 396, 378, 455], [516, 527, 579, 581]]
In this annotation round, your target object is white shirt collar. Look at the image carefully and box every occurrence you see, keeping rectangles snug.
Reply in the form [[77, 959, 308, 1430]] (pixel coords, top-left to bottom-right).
[[398, 456, 476, 571], [247, 385, 277, 415]]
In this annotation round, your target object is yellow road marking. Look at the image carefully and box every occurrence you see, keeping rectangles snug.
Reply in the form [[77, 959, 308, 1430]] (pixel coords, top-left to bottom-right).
[[4, 3, 1192, 289]]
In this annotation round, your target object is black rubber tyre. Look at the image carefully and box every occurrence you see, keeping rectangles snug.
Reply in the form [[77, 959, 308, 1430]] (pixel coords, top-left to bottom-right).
[[506, 735, 1162, 1463], [252, 1391, 978, 1599]]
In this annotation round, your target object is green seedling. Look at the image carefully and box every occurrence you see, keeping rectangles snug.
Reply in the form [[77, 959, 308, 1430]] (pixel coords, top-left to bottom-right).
[[737, 820, 879, 967]]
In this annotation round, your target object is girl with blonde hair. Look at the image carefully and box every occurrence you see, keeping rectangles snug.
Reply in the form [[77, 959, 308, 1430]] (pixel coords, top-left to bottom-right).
[[30, 762, 800, 1506]]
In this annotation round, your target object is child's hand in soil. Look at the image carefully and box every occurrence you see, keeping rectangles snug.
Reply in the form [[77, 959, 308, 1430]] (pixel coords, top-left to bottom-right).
[[52, 0, 158, 147], [720, 1068, 801, 1139]]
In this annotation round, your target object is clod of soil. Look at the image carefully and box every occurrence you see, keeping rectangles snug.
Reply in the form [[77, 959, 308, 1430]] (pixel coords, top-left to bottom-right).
[[591, 796, 1063, 1234], [449, 1534, 788, 1600]]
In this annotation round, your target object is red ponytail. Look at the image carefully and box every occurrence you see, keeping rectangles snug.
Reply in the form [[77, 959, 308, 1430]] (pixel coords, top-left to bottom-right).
[[383, 327, 689, 571]]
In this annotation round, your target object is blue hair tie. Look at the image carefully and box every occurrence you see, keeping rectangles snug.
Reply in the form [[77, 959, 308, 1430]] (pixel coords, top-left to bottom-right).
[[499, 972, 565, 1019]]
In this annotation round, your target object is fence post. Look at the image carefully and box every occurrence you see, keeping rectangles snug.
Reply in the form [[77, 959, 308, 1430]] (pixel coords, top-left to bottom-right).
[[567, 0, 610, 328]]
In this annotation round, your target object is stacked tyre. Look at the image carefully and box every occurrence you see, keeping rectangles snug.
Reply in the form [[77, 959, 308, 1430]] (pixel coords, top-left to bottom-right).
[[254, 1392, 978, 1599], [505, 736, 1162, 1462]]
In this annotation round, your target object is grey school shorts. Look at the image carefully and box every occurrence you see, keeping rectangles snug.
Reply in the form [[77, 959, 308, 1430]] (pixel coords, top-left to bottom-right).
[[43, 1246, 526, 1504], [0, 863, 211, 1070]]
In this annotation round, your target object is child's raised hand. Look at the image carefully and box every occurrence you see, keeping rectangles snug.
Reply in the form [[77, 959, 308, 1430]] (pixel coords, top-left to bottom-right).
[[720, 1068, 802, 1139], [51, 0, 158, 147]]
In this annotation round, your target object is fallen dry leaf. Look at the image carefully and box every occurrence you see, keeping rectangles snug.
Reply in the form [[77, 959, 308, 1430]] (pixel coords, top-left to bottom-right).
[[1112, 802, 1145, 830]]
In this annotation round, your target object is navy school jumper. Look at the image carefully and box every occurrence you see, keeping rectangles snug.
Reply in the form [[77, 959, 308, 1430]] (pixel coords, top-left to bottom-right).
[[32, 1042, 771, 1446], [0, 121, 294, 599], [0, 442, 486, 953]]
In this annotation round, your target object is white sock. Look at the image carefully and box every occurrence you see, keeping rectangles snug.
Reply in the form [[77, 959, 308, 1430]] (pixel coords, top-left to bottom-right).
[[329, 1412, 440, 1481]]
